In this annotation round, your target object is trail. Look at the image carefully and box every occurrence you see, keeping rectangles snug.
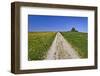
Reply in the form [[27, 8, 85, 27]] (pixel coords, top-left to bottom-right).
[[45, 32, 80, 60]]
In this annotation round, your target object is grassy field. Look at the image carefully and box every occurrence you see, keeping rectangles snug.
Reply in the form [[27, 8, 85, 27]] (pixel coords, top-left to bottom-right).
[[28, 32, 56, 60], [61, 32, 88, 58]]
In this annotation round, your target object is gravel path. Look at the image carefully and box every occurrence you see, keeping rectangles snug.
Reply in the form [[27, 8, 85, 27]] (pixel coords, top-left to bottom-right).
[[45, 32, 80, 60]]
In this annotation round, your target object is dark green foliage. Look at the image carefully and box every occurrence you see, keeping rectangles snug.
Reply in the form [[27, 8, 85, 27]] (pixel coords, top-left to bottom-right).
[[71, 27, 78, 32]]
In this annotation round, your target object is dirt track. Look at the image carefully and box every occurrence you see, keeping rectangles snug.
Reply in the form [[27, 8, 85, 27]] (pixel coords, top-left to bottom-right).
[[45, 32, 80, 60]]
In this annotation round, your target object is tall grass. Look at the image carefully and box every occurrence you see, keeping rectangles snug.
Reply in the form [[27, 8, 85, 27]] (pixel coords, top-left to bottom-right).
[[61, 32, 88, 58], [28, 32, 56, 60]]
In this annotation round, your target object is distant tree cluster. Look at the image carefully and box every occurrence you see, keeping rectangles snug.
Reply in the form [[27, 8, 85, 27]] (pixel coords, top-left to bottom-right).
[[70, 27, 78, 32]]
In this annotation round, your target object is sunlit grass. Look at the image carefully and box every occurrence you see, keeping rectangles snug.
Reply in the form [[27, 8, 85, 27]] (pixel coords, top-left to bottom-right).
[[28, 32, 56, 60], [61, 32, 88, 58]]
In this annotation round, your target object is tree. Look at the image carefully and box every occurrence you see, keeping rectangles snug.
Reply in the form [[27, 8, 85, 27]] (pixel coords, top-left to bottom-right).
[[71, 27, 78, 32]]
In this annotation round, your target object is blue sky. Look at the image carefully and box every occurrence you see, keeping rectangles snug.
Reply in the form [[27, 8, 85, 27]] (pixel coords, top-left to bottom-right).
[[28, 15, 88, 32]]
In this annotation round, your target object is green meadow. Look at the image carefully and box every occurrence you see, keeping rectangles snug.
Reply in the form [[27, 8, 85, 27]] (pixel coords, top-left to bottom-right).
[[28, 32, 88, 60], [61, 32, 88, 58], [28, 32, 56, 60]]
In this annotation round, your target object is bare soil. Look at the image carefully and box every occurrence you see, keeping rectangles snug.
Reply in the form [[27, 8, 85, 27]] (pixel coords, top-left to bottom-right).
[[45, 32, 80, 60]]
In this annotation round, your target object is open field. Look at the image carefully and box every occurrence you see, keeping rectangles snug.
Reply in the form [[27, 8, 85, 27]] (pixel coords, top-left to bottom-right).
[[61, 32, 88, 58], [28, 32, 88, 60], [28, 32, 56, 60], [46, 32, 80, 60]]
